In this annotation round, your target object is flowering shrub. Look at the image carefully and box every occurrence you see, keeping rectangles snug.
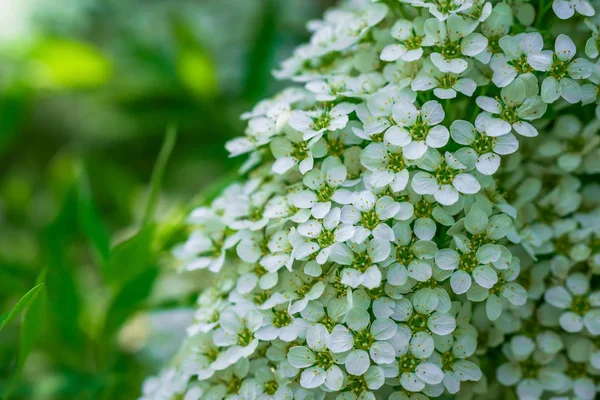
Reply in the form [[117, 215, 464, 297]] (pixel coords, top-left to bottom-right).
[[141, 0, 600, 399]]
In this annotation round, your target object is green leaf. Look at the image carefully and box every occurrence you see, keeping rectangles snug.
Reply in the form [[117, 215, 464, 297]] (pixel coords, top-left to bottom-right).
[[0, 283, 44, 332], [78, 170, 111, 265], [142, 125, 177, 227], [103, 226, 155, 285], [103, 266, 159, 336]]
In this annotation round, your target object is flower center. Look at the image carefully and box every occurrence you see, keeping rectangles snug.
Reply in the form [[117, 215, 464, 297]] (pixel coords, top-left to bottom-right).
[[317, 229, 336, 248], [434, 0, 460, 14], [315, 351, 335, 369], [435, 162, 457, 185], [566, 136, 585, 153], [292, 141, 310, 160], [317, 185, 336, 202], [347, 375, 369, 395], [470, 233, 492, 251], [273, 309, 293, 327], [550, 57, 569, 80], [565, 363, 588, 379], [508, 54, 533, 74], [487, 36, 502, 54], [436, 73, 457, 89], [388, 151, 407, 172], [226, 376, 243, 394], [319, 315, 337, 332], [254, 290, 271, 305], [312, 113, 332, 131], [441, 351, 455, 371], [414, 199, 434, 218], [328, 138, 345, 157], [571, 295, 591, 316], [352, 252, 373, 273], [263, 380, 279, 395], [398, 354, 419, 372], [472, 135, 494, 154], [553, 234, 571, 256], [396, 245, 414, 265], [520, 358, 541, 379], [500, 104, 520, 124], [440, 41, 461, 59], [407, 313, 429, 332], [237, 328, 255, 347], [354, 330, 375, 350], [459, 252, 479, 273], [360, 209, 380, 230], [404, 33, 424, 50], [409, 119, 430, 141]]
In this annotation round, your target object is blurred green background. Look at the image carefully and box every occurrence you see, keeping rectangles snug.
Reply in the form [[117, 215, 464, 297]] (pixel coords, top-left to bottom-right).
[[0, 0, 334, 399]]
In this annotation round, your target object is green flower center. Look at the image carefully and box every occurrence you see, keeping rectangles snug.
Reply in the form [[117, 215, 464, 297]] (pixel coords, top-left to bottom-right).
[[436, 73, 457, 89], [435, 162, 458, 185], [312, 113, 331, 131], [315, 350, 334, 369], [354, 330, 375, 350], [368, 285, 386, 299], [500, 104, 520, 124], [328, 138, 345, 157], [520, 358, 541, 379], [565, 363, 588, 379], [396, 245, 414, 265], [404, 33, 424, 50], [407, 313, 428, 332], [388, 151, 407, 172], [273, 309, 293, 327], [226, 376, 243, 394], [319, 315, 337, 332], [440, 41, 462, 59], [472, 135, 494, 155], [488, 36, 502, 54], [360, 209, 380, 230], [263, 380, 279, 395], [572, 295, 591, 316], [566, 136, 585, 153], [550, 56, 570, 80], [317, 229, 336, 248], [292, 141, 310, 160], [347, 375, 368, 395], [459, 252, 479, 273], [434, 0, 460, 14], [553, 234, 571, 256], [254, 264, 268, 277], [237, 328, 255, 347], [470, 233, 491, 251], [253, 290, 271, 305], [414, 199, 434, 218], [521, 318, 542, 338], [398, 354, 419, 373], [441, 351, 455, 371], [410, 119, 431, 141], [204, 347, 220, 363], [296, 281, 314, 297], [508, 54, 533, 74], [352, 252, 373, 273], [372, 132, 385, 142]]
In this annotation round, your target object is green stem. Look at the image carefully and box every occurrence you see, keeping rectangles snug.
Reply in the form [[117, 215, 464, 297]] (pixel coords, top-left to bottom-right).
[[142, 124, 178, 226]]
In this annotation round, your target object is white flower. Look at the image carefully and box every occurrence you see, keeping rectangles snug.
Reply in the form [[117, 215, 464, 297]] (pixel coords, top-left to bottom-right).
[[412, 60, 477, 99], [329, 238, 391, 289], [490, 32, 542, 87], [212, 307, 263, 367], [476, 77, 547, 137], [384, 100, 449, 160], [544, 272, 600, 334], [360, 142, 411, 189], [381, 17, 432, 62], [411, 149, 481, 206], [287, 324, 346, 390], [341, 190, 401, 242], [528, 34, 593, 104], [553, 0, 595, 20], [289, 103, 355, 141], [270, 130, 328, 175], [424, 15, 488, 74], [450, 118, 518, 175]]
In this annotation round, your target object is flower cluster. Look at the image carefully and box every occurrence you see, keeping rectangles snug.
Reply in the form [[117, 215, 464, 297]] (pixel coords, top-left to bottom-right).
[[141, 1, 600, 399]]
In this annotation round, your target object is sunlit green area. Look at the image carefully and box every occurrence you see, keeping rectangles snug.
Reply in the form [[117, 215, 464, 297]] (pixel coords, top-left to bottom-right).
[[0, 1, 332, 399]]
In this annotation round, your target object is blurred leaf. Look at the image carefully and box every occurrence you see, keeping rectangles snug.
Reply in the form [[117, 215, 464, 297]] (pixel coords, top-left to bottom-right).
[[103, 266, 159, 337], [177, 51, 217, 97], [78, 171, 111, 265], [0, 90, 30, 155], [0, 283, 44, 332], [243, 0, 279, 101], [103, 226, 154, 286], [143, 125, 178, 226], [30, 39, 112, 89]]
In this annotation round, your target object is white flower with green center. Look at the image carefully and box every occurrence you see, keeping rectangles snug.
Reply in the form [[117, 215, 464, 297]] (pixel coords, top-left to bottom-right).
[[450, 118, 519, 175], [270, 130, 328, 175], [401, 192, 456, 240], [288, 102, 355, 141], [430, 328, 482, 394], [553, 0, 595, 20], [356, 85, 417, 140], [496, 348, 568, 399], [300, 298, 350, 333], [528, 34, 593, 104], [585, 20, 600, 59], [285, 272, 326, 314], [411, 149, 481, 206], [411, 0, 474, 21], [380, 17, 432, 62], [383, 59, 422, 89], [476, 76, 547, 137], [341, 190, 401, 242], [424, 15, 488, 74], [254, 365, 293, 399], [384, 100, 449, 160], [490, 32, 542, 87], [287, 324, 346, 390], [544, 272, 600, 334], [389, 222, 438, 284], [360, 142, 411, 190], [294, 207, 356, 264], [174, 229, 240, 273], [305, 75, 352, 102], [411, 61, 477, 99], [293, 156, 350, 218], [335, 366, 385, 399], [327, 314, 397, 375], [255, 304, 302, 342], [328, 237, 391, 289], [474, 2, 513, 64], [212, 308, 263, 367]]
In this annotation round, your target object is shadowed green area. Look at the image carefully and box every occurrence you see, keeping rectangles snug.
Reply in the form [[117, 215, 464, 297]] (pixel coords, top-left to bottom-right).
[[0, 0, 334, 399]]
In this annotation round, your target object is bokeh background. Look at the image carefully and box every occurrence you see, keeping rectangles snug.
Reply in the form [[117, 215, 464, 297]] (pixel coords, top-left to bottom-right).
[[0, 0, 335, 399]]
